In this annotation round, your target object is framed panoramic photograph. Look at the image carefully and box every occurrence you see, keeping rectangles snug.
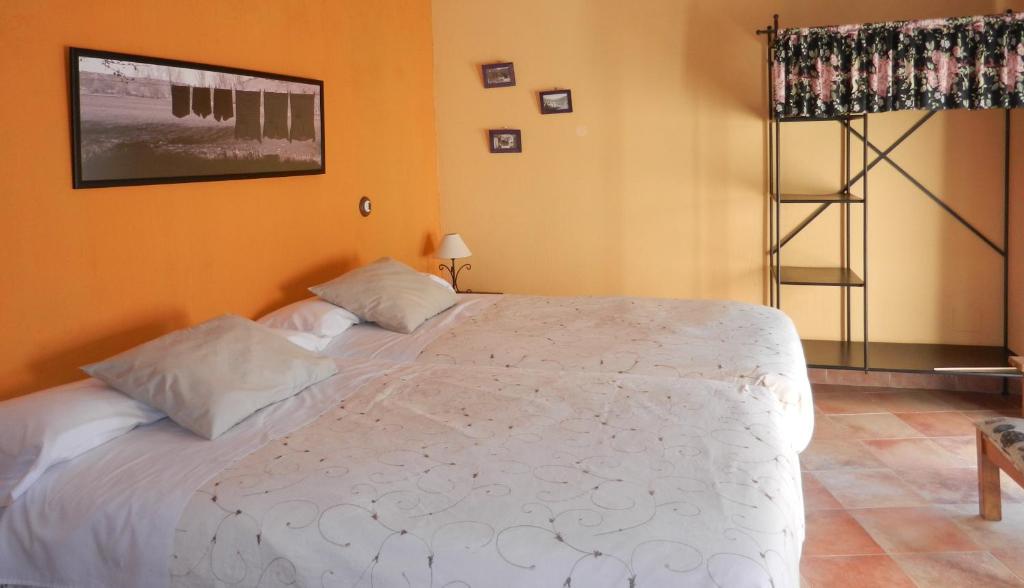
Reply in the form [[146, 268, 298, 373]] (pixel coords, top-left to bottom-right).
[[481, 62, 516, 88], [539, 89, 573, 114], [488, 129, 522, 153], [68, 47, 325, 188]]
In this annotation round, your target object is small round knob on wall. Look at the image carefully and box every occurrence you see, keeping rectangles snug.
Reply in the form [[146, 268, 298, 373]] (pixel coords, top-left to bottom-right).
[[358, 196, 372, 217]]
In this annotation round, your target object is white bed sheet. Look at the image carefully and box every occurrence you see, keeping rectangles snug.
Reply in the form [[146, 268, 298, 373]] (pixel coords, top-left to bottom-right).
[[325, 294, 814, 452], [0, 362, 391, 588]]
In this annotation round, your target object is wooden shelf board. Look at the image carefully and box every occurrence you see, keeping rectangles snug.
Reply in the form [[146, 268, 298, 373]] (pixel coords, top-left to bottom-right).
[[778, 192, 864, 204], [803, 339, 1018, 375], [773, 266, 864, 287], [776, 114, 867, 123]]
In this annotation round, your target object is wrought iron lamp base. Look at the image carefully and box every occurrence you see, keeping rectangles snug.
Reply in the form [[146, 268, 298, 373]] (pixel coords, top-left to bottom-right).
[[439, 259, 471, 293]]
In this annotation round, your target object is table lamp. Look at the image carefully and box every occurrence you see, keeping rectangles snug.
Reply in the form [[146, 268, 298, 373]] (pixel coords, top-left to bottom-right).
[[436, 233, 472, 292]]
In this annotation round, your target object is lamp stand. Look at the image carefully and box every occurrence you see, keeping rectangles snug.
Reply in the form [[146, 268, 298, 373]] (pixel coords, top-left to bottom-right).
[[438, 259, 471, 293]]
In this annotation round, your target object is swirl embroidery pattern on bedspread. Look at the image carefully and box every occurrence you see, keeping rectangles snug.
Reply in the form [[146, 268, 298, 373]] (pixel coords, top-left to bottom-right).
[[170, 363, 802, 587], [419, 296, 801, 390]]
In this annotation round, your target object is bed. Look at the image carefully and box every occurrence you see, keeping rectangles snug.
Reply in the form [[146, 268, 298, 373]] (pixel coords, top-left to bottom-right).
[[0, 294, 811, 588], [328, 294, 814, 452]]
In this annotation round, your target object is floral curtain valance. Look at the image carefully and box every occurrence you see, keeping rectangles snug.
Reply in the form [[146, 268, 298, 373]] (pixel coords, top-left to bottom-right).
[[772, 12, 1024, 118]]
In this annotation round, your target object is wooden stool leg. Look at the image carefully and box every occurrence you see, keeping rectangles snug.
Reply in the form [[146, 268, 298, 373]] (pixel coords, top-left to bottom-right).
[[978, 430, 1003, 521]]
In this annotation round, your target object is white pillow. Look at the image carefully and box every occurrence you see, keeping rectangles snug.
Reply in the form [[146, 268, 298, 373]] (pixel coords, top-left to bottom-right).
[[83, 315, 339, 439], [258, 297, 359, 338], [309, 258, 458, 334], [0, 378, 164, 506], [270, 327, 333, 352], [424, 273, 456, 293]]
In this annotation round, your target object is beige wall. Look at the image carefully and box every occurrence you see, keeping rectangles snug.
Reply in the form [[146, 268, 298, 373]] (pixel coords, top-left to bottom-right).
[[433, 0, 1014, 347]]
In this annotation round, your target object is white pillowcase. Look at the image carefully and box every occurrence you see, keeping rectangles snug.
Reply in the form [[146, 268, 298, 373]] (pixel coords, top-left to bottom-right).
[[424, 273, 456, 293], [270, 327, 333, 352], [257, 297, 359, 338], [309, 258, 458, 334], [0, 378, 164, 506], [83, 315, 339, 440]]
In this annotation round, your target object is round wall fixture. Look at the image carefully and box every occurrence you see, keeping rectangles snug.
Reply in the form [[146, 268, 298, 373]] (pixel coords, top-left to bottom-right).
[[358, 196, 372, 217]]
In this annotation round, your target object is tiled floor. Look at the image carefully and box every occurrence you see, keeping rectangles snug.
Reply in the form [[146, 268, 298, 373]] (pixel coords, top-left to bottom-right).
[[801, 383, 1024, 587]]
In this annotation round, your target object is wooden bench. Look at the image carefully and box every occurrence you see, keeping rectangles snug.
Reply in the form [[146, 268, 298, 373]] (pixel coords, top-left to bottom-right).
[[977, 417, 1024, 520]]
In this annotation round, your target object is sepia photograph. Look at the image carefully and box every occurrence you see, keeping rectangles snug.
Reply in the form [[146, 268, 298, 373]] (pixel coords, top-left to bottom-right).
[[488, 129, 522, 153], [69, 48, 325, 188], [481, 62, 516, 88], [539, 89, 573, 114]]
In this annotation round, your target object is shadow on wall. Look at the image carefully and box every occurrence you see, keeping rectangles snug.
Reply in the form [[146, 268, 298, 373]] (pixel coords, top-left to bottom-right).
[[1014, 109, 1024, 353], [6, 310, 190, 400], [0, 256, 373, 400], [421, 232, 439, 259], [252, 256, 359, 318]]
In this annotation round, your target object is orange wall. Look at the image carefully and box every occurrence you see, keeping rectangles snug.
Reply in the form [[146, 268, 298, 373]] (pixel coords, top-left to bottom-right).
[[432, 0, 1013, 348], [0, 0, 441, 399]]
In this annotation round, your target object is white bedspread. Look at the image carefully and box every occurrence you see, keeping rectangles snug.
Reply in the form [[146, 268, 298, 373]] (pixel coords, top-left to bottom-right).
[[170, 361, 803, 587], [0, 362, 389, 588], [327, 295, 814, 451]]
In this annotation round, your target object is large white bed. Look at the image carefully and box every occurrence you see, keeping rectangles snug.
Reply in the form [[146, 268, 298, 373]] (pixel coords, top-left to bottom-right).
[[328, 294, 813, 452], [0, 294, 811, 588]]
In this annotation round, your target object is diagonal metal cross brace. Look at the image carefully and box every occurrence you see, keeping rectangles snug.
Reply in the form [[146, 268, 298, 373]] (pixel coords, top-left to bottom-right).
[[843, 112, 935, 191], [771, 112, 935, 254], [843, 120, 1005, 256]]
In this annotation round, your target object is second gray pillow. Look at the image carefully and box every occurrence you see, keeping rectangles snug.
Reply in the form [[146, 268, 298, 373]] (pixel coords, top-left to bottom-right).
[[309, 258, 457, 333]]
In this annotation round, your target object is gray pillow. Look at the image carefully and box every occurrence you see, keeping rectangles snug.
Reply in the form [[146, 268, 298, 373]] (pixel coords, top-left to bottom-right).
[[309, 258, 457, 333], [82, 315, 338, 439]]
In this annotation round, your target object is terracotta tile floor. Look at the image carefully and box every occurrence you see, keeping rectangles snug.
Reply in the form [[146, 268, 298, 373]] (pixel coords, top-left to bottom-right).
[[801, 383, 1024, 587]]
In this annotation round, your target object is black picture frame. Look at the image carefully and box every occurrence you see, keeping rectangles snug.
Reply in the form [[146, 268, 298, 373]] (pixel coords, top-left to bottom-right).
[[539, 89, 573, 114], [488, 129, 522, 153], [68, 47, 325, 189], [481, 62, 516, 88]]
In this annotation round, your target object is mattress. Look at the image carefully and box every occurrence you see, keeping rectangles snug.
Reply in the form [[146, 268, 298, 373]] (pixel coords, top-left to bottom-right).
[[328, 294, 814, 451]]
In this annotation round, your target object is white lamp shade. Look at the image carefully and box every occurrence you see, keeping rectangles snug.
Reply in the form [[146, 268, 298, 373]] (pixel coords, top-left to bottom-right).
[[436, 233, 472, 259]]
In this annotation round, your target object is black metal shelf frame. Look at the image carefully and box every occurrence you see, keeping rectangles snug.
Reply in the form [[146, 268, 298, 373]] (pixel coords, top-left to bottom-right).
[[768, 108, 869, 367], [760, 14, 1014, 377]]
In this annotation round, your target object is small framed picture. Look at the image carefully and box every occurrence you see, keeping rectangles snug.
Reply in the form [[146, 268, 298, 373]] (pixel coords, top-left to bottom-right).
[[539, 89, 573, 114], [489, 129, 522, 153], [482, 62, 516, 88]]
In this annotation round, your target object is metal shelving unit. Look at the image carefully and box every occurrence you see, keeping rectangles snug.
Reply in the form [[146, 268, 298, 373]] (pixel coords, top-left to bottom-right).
[[769, 108, 869, 369], [760, 15, 1016, 378]]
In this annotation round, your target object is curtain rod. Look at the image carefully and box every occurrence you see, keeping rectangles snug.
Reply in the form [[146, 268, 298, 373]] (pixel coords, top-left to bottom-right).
[[755, 9, 1016, 36], [755, 14, 778, 36]]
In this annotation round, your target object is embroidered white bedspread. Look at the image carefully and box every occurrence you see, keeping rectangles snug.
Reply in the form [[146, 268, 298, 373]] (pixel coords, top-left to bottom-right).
[[0, 362, 389, 588], [170, 361, 803, 587], [416, 296, 814, 451]]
